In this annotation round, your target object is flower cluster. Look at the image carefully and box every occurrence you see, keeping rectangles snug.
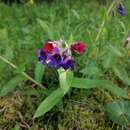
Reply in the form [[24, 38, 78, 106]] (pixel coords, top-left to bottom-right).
[[118, 4, 126, 16], [38, 41, 87, 70]]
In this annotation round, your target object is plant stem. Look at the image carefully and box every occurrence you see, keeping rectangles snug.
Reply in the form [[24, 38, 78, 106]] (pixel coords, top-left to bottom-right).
[[0, 55, 46, 89], [95, 0, 116, 43], [95, 1, 119, 101]]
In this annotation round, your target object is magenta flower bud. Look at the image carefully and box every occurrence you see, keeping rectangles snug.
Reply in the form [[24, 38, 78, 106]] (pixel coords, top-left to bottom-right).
[[71, 42, 87, 55]]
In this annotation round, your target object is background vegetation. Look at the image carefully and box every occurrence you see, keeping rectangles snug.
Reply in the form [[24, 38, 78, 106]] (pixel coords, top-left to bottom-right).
[[0, 0, 130, 129]]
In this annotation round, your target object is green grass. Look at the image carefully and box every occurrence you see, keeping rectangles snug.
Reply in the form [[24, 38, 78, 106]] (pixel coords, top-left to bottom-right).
[[0, 0, 130, 129]]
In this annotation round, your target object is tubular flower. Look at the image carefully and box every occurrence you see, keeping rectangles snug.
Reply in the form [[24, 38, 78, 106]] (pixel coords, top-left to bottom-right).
[[61, 56, 75, 70], [118, 4, 126, 16], [44, 41, 60, 54], [38, 40, 87, 71], [71, 42, 87, 55]]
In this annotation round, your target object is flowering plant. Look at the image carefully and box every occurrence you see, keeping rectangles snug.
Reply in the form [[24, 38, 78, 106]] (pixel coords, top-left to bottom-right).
[[38, 40, 87, 70], [34, 40, 87, 118], [33, 34, 129, 119]]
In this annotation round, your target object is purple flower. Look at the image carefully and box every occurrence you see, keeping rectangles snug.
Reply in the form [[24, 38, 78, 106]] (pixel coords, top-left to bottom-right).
[[38, 49, 47, 64], [118, 4, 126, 16], [38, 40, 87, 71], [38, 49, 61, 68], [47, 54, 62, 69], [61, 56, 75, 70], [38, 41, 76, 71]]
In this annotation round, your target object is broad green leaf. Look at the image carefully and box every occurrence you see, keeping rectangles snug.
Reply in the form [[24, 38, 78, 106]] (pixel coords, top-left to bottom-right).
[[35, 62, 45, 83], [0, 75, 25, 97], [112, 65, 130, 86], [34, 88, 65, 118], [58, 69, 73, 93], [106, 101, 130, 125], [72, 78, 128, 98]]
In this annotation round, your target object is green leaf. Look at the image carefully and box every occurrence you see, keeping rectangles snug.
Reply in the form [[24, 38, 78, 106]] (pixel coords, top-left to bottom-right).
[[72, 78, 128, 98], [68, 34, 74, 45], [71, 9, 80, 20], [58, 69, 73, 93], [119, 21, 126, 33], [34, 88, 65, 118], [0, 75, 25, 97], [35, 62, 45, 83], [106, 100, 130, 125], [112, 64, 130, 86]]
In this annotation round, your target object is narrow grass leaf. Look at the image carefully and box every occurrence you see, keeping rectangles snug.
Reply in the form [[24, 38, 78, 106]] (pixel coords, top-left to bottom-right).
[[119, 21, 126, 33], [71, 9, 80, 20]]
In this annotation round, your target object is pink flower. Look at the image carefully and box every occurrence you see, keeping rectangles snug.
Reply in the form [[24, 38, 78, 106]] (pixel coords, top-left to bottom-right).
[[71, 42, 87, 55]]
